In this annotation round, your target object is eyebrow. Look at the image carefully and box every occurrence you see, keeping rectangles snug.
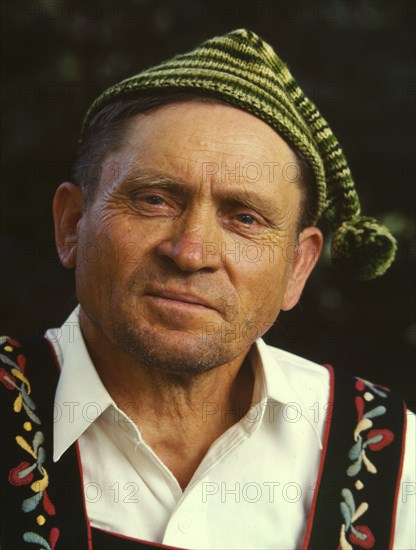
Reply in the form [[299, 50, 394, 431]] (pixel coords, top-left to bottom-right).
[[218, 189, 284, 222], [121, 169, 285, 222], [122, 170, 189, 194]]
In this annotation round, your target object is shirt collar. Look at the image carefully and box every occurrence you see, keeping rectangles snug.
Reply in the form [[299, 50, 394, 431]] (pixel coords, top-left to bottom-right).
[[250, 338, 323, 449], [48, 306, 114, 462]]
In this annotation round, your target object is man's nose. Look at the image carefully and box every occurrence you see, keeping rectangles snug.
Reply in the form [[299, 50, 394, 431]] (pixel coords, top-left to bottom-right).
[[156, 210, 223, 272]]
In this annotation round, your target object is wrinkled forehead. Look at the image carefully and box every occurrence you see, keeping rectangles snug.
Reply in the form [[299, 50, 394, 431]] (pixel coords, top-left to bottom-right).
[[115, 101, 299, 183]]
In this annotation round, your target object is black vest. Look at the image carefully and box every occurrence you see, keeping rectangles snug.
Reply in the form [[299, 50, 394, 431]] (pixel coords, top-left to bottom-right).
[[0, 336, 406, 549]]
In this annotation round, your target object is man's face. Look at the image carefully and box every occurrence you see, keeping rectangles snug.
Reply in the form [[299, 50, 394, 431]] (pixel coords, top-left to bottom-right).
[[67, 102, 313, 374]]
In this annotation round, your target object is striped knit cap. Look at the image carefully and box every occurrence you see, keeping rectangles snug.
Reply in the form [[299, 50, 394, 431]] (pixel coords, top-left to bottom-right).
[[82, 29, 397, 280]]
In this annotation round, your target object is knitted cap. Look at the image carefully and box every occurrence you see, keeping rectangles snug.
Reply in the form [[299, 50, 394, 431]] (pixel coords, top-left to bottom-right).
[[82, 29, 396, 280]]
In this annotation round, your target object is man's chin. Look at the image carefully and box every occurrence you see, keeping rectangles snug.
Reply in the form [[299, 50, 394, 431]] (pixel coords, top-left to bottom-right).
[[113, 325, 246, 376]]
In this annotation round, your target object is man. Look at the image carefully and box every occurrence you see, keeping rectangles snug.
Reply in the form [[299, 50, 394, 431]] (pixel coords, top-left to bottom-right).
[[1, 29, 414, 550]]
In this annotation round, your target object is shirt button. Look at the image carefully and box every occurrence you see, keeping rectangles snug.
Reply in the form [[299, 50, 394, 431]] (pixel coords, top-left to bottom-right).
[[178, 517, 190, 532]]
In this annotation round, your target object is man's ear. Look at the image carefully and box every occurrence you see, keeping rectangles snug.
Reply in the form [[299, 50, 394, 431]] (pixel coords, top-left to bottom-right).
[[281, 226, 323, 311], [53, 182, 84, 269]]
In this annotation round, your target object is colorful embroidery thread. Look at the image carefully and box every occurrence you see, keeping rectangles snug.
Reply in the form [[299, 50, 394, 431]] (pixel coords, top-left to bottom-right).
[[1, 336, 60, 549], [339, 378, 395, 549]]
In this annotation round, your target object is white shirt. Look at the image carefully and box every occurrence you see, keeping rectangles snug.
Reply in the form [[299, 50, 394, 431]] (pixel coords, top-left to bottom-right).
[[46, 307, 415, 549]]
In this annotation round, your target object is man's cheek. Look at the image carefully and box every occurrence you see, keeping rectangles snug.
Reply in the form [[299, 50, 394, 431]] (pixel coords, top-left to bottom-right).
[[113, 240, 143, 265]]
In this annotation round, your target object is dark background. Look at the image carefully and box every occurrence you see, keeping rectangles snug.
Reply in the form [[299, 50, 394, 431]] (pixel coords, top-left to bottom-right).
[[1, 0, 415, 407]]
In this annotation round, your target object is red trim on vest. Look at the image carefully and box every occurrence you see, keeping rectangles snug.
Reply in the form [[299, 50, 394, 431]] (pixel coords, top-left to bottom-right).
[[93, 526, 183, 549], [301, 364, 334, 550], [388, 400, 407, 549], [75, 442, 93, 550]]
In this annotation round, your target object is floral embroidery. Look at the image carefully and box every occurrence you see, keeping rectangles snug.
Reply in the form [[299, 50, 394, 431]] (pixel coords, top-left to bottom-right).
[[0, 336, 60, 549], [339, 489, 375, 549], [338, 378, 395, 549]]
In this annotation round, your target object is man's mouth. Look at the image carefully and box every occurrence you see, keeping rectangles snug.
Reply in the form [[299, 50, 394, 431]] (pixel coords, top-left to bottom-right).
[[146, 289, 217, 311]]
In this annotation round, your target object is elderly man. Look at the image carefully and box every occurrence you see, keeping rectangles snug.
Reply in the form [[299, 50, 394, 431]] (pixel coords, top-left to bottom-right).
[[1, 29, 414, 550]]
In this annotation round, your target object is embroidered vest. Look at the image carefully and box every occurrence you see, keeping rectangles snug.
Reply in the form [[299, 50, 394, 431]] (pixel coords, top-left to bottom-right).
[[0, 336, 406, 550]]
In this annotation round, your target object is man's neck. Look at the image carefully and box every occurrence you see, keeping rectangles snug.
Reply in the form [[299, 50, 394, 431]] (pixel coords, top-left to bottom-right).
[[80, 317, 254, 490]]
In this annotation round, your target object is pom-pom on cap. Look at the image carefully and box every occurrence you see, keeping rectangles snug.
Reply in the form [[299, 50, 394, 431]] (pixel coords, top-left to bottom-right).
[[331, 216, 398, 281]]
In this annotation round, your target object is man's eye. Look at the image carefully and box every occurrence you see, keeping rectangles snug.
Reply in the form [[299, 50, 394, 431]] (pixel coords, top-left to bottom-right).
[[236, 214, 256, 225], [144, 195, 165, 205]]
